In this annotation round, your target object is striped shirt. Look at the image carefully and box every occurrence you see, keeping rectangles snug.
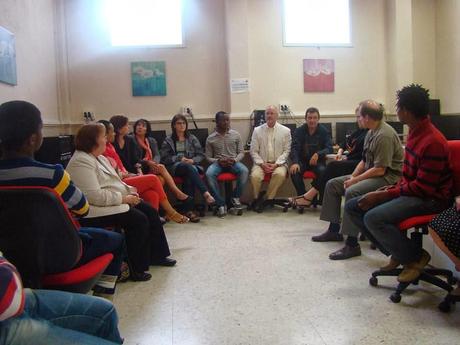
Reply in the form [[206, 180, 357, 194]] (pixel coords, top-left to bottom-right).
[[387, 118, 452, 201], [0, 255, 25, 321], [0, 157, 89, 217], [205, 129, 244, 163]]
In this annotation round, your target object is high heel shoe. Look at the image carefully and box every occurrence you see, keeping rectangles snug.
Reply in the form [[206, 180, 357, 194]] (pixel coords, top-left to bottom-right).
[[285, 195, 313, 208], [166, 211, 190, 224]]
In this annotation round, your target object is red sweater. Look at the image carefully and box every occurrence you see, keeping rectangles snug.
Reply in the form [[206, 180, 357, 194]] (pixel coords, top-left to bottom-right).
[[387, 118, 452, 201], [103, 142, 128, 174]]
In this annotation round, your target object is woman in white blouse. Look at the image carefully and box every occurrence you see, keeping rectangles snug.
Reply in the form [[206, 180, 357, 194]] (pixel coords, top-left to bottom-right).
[[66, 124, 176, 281]]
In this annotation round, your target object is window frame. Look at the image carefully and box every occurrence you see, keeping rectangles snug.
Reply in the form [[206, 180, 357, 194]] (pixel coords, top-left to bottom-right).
[[282, 0, 353, 48], [106, 0, 185, 48]]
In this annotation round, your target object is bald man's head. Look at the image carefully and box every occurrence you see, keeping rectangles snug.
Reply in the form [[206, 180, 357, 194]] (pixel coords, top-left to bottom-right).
[[359, 100, 384, 121]]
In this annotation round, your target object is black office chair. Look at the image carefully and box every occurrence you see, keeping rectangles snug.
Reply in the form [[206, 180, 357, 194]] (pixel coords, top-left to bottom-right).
[[188, 128, 209, 149], [335, 122, 358, 146], [148, 130, 167, 148]]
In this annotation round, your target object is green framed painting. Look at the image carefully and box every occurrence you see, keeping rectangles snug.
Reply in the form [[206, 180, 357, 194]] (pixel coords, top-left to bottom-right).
[[131, 61, 166, 96]]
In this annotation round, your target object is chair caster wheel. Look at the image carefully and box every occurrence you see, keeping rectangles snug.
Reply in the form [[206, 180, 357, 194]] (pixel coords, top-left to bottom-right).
[[448, 276, 457, 285], [439, 300, 451, 313], [390, 293, 401, 303], [282, 206, 288, 212], [369, 276, 378, 287], [298, 207, 305, 214], [236, 209, 243, 216]]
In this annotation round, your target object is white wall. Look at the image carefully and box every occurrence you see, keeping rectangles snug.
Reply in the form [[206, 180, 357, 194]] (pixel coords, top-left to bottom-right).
[[0, 0, 60, 123], [412, 0, 437, 97], [63, 0, 229, 123], [240, 0, 388, 116], [436, 0, 460, 114]]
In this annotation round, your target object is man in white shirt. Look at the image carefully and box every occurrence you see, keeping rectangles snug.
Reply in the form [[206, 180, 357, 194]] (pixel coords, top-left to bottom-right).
[[250, 105, 292, 211]]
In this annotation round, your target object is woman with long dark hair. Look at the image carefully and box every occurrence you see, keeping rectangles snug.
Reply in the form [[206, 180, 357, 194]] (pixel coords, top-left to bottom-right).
[[98, 120, 188, 223], [160, 114, 215, 221], [109, 116, 189, 204]]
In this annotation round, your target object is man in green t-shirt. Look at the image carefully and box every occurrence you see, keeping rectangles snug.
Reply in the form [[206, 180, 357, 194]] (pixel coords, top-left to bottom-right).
[[312, 100, 404, 260]]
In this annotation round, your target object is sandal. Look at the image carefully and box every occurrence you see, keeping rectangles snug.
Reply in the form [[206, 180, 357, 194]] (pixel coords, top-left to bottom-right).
[[167, 211, 190, 224], [185, 211, 200, 223], [286, 195, 312, 208]]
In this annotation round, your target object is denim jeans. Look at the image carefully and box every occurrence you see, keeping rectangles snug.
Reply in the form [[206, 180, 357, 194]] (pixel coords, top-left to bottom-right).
[[78, 227, 124, 291], [205, 162, 249, 206], [0, 289, 123, 345], [345, 195, 446, 264], [173, 162, 208, 196]]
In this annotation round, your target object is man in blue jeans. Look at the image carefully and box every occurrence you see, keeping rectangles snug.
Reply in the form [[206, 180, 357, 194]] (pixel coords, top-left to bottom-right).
[[205, 111, 249, 217], [0, 100, 124, 294], [345, 84, 452, 282], [0, 255, 123, 344]]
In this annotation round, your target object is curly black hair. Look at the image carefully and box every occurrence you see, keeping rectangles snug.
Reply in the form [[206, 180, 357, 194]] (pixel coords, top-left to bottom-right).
[[396, 84, 430, 119]]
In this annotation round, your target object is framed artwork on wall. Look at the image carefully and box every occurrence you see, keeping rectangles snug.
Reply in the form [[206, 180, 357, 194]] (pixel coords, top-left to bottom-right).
[[303, 59, 334, 92], [131, 61, 166, 96], [0, 26, 17, 86]]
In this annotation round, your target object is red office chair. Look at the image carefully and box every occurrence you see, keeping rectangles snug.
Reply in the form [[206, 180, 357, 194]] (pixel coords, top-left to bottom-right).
[[368, 140, 460, 309], [251, 173, 289, 213], [0, 186, 113, 293], [216, 172, 243, 215]]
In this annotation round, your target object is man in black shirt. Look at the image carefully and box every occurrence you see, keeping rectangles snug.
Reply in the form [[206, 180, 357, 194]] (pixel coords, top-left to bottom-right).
[[289, 107, 333, 198]]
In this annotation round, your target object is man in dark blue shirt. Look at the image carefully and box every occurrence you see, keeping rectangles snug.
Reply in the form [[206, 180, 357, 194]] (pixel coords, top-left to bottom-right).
[[289, 107, 333, 198]]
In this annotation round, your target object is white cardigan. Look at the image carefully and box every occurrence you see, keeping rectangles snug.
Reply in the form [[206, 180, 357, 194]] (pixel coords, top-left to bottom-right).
[[250, 122, 292, 166], [66, 150, 134, 218]]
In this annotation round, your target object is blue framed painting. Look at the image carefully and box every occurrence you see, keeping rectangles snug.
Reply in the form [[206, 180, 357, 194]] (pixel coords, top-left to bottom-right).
[[131, 61, 166, 96], [0, 26, 17, 86]]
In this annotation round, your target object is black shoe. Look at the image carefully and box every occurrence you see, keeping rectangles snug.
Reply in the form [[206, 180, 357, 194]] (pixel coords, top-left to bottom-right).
[[151, 257, 177, 267], [329, 245, 361, 260], [130, 272, 152, 281], [311, 230, 344, 242]]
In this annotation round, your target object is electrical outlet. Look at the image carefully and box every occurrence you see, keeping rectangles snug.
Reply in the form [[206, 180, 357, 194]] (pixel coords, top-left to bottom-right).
[[181, 106, 192, 115], [83, 111, 95, 123], [279, 104, 290, 113]]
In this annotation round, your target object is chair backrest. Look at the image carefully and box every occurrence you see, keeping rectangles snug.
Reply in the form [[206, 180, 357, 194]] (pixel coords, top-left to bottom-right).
[[283, 123, 297, 135], [321, 122, 332, 137], [148, 130, 167, 148], [0, 186, 81, 288], [189, 128, 209, 148], [335, 122, 358, 146], [448, 140, 460, 195]]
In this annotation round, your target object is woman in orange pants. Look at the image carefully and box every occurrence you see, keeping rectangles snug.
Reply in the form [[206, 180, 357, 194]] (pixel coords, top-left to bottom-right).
[[98, 120, 189, 223]]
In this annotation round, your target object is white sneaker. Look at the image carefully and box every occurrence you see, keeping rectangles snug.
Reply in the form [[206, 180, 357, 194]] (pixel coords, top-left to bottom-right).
[[231, 197, 243, 209], [216, 205, 227, 218]]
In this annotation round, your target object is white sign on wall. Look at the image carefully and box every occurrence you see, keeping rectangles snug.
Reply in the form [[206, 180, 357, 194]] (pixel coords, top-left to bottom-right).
[[230, 78, 250, 93]]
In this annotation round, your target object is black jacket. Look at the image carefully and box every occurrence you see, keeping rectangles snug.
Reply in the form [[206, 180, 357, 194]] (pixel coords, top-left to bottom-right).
[[290, 123, 333, 164]]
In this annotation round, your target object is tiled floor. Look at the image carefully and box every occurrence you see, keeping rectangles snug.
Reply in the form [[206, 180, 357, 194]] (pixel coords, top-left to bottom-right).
[[115, 208, 460, 345]]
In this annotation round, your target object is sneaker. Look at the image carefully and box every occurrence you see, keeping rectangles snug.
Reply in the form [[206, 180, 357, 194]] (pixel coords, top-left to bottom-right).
[[216, 205, 227, 218], [232, 198, 243, 209]]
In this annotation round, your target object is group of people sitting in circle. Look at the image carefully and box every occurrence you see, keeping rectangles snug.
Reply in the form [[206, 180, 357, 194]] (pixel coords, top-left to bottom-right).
[[0, 83, 459, 343]]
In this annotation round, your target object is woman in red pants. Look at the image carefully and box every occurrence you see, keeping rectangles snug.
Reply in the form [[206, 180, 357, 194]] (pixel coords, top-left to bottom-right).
[[98, 120, 189, 223]]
